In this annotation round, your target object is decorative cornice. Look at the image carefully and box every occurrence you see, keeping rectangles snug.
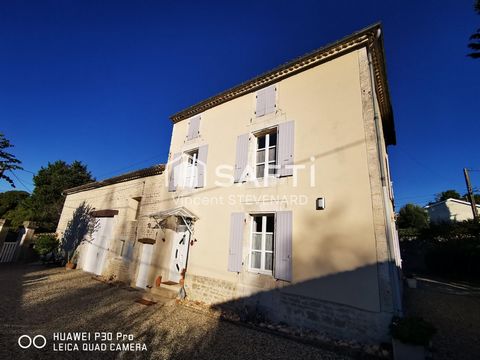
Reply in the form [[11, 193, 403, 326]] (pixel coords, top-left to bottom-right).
[[63, 164, 165, 195], [169, 23, 395, 145]]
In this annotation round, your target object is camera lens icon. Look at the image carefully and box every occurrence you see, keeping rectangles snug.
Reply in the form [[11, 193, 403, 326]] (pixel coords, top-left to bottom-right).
[[18, 335, 47, 349]]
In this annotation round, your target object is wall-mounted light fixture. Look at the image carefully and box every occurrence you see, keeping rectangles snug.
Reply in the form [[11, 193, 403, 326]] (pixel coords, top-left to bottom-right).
[[316, 197, 325, 210]]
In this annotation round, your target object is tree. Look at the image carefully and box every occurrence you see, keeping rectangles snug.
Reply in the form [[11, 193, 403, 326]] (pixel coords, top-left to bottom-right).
[[0, 190, 29, 218], [397, 203, 429, 230], [0, 133, 22, 188], [0, 190, 32, 228], [468, 0, 480, 58], [27, 161, 94, 231], [463, 192, 480, 204], [435, 189, 462, 202]]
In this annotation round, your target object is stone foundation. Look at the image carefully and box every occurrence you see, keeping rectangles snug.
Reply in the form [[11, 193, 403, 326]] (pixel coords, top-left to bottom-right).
[[185, 274, 392, 344]]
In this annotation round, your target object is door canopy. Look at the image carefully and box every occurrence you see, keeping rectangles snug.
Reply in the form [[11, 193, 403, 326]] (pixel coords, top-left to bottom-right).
[[148, 207, 198, 233]]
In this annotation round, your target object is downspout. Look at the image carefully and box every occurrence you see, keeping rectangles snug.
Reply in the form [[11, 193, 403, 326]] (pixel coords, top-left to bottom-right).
[[367, 35, 403, 315]]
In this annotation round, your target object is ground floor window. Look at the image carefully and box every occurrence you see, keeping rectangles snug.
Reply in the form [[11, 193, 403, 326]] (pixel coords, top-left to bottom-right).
[[250, 214, 274, 275]]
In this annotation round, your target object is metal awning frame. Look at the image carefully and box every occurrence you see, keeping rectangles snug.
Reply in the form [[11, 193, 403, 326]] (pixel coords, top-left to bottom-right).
[[148, 207, 199, 234]]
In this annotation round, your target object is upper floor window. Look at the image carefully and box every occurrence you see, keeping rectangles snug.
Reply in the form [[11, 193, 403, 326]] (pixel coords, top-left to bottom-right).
[[256, 129, 277, 178], [255, 85, 276, 117], [184, 149, 199, 188], [250, 214, 274, 274], [187, 115, 201, 141]]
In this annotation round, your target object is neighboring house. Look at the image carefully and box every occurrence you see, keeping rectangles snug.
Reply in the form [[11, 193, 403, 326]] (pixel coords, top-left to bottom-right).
[[425, 198, 480, 223], [56, 23, 401, 343]]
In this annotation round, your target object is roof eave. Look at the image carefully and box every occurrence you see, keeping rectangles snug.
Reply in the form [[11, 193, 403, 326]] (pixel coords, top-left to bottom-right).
[[63, 164, 165, 195], [169, 23, 396, 146]]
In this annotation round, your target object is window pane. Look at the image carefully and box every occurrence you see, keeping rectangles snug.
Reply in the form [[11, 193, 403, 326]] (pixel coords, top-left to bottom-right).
[[254, 216, 262, 232], [257, 135, 266, 149], [268, 147, 276, 162], [256, 164, 265, 178], [253, 234, 262, 250], [266, 215, 274, 232], [269, 132, 277, 146], [251, 252, 261, 269], [267, 164, 276, 175], [256, 149, 265, 163], [265, 252, 273, 271], [265, 234, 273, 251]]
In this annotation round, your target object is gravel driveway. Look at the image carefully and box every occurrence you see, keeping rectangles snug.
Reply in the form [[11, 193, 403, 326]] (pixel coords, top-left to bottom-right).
[[0, 264, 350, 360], [405, 278, 480, 360]]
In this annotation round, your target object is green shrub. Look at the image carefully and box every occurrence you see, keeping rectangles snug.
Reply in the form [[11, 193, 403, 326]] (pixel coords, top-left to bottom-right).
[[390, 316, 436, 346], [34, 234, 59, 256]]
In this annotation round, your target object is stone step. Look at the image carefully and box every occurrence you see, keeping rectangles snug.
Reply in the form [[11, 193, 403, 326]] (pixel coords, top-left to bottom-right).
[[150, 286, 178, 300]]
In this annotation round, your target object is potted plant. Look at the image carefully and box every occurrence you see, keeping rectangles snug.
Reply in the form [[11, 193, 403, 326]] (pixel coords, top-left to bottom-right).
[[34, 234, 60, 264], [65, 249, 79, 270], [390, 316, 436, 360], [405, 273, 417, 288]]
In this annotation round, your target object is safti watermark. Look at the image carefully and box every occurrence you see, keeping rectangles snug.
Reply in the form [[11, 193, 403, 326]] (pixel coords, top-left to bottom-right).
[[173, 194, 309, 207], [166, 153, 317, 189], [17, 332, 147, 352]]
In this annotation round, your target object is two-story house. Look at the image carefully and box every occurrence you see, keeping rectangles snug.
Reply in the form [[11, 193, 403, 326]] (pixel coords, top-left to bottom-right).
[[57, 23, 401, 343]]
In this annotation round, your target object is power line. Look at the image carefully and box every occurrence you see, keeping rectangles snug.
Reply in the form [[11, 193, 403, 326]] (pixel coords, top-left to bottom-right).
[[95, 153, 164, 179], [8, 171, 32, 192]]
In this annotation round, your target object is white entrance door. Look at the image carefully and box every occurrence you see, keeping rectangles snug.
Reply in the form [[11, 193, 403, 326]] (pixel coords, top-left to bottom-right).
[[83, 217, 114, 275], [168, 230, 190, 283], [136, 243, 154, 289]]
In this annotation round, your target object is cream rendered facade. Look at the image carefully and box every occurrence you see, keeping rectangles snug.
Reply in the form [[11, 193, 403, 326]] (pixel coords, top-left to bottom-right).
[[56, 24, 401, 343]]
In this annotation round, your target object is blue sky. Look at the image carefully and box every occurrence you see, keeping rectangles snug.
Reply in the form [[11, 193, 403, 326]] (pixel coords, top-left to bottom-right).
[[1, 0, 479, 208]]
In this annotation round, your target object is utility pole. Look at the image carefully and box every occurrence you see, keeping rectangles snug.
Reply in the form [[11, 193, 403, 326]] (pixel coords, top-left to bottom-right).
[[463, 168, 479, 221]]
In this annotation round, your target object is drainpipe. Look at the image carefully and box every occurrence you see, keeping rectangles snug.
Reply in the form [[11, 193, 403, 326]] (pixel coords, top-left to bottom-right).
[[367, 35, 403, 315]]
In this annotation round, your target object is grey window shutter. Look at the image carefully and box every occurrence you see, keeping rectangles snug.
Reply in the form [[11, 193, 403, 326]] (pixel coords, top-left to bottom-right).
[[228, 212, 244, 272], [277, 120, 295, 177], [187, 115, 201, 140], [255, 89, 266, 117], [234, 133, 249, 183], [196, 144, 208, 188], [274, 211, 292, 281], [256, 85, 276, 117], [168, 152, 182, 192], [265, 85, 276, 114]]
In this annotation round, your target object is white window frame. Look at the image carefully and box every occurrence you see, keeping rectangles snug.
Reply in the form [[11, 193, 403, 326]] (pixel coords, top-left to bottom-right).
[[183, 149, 199, 188], [249, 214, 274, 275], [254, 129, 278, 179]]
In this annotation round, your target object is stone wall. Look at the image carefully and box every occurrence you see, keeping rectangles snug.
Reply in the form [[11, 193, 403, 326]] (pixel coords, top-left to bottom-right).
[[185, 272, 391, 344]]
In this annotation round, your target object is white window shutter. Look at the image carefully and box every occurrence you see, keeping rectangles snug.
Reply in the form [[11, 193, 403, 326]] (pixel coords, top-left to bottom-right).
[[168, 152, 182, 192], [265, 85, 276, 114], [277, 121, 295, 177], [187, 115, 201, 140], [274, 211, 292, 281], [255, 89, 266, 117], [234, 133, 249, 183], [256, 85, 276, 117], [196, 145, 208, 188], [228, 212, 244, 272]]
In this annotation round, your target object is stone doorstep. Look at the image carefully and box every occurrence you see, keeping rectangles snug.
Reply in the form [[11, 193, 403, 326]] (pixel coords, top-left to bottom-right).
[[148, 285, 179, 302]]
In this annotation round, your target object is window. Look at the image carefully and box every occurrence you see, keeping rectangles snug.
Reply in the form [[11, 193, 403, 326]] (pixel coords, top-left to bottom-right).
[[250, 214, 274, 274], [255, 130, 277, 178], [183, 149, 198, 188], [118, 240, 125, 257], [255, 85, 276, 117]]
